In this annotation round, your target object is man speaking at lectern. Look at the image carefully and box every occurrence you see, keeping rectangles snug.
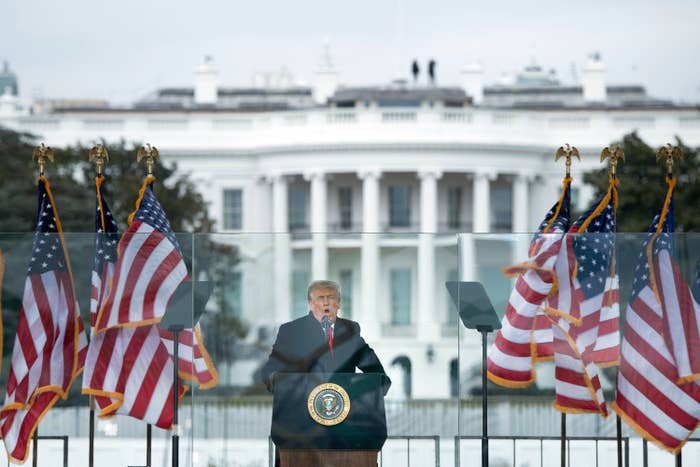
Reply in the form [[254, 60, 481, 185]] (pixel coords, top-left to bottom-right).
[[261, 279, 391, 394]]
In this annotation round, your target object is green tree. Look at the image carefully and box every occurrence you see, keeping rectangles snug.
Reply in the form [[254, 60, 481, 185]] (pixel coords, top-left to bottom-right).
[[583, 131, 700, 232], [0, 128, 216, 373]]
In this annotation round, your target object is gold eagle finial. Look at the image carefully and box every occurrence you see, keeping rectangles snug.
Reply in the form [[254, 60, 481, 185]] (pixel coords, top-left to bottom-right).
[[32, 143, 54, 176], [89, 144, 110, 176], [554, 143, 580, 177], [136, 143, 159, 176], [600, 144, 625, 177], [655, 143, 684, 177]]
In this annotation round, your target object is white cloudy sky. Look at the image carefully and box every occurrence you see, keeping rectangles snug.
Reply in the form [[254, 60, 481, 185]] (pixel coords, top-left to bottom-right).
[[2, 0, 699, 104]]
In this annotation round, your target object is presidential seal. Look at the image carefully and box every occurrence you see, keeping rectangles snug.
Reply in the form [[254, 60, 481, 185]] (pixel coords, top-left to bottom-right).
[[307, 383, 351, 426]]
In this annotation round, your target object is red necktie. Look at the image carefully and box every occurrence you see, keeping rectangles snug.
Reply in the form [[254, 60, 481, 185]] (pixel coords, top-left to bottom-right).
[[328, 325, 334, 357]]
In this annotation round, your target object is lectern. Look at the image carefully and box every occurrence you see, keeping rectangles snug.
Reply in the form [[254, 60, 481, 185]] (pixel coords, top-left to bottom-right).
[[271, 372, 388, 467], [446, 281, 501, 467]]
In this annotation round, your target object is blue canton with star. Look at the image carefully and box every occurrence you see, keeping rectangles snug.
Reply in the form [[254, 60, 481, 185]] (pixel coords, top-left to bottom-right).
[[93, 185, 120, 272], [572, 196, 615, 299], [28, 180, 66, 274], [631, 196, 674, 300], [134, 184, 182, 256]]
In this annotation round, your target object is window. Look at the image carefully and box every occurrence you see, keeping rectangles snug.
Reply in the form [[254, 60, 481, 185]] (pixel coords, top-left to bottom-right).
[[223, 189, 242, 230], [338, 187, 353, 230], [450, 359, 459, 398], [222, 270, 242, 318], [389, 185, 411, 227], [292, 270, 310, 318], [447, 187, 463, 229], [288, 188, 308, 231], [446, 269, 459, 325], [339, 269, 353, 319], [492, 187, 512, 231], [390, 268, 411, 325]]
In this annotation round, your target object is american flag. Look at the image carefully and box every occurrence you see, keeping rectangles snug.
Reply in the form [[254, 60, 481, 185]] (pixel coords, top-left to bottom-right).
[[81, 176, 185, 428], [548, 180, 619, 416], [487, 177, 571, 387], [613, 184, 700, 452], [94, 178, 188, 331], [0, 177, 88, 463], [93, 177, 217, 401], [657, 244, 700, 384]]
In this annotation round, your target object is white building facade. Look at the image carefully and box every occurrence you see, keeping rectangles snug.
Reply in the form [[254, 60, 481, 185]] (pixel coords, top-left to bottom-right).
[[2, 54, 700, 400]]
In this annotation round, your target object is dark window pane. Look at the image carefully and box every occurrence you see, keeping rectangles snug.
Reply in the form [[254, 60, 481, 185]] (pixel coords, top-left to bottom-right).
[[223, 189, 242, 230], [447, 187, 462, 229], [338, 187, 353, 230], [492, 187, 512, 231], [389, 185, 411, 227], [390, 268, 411, 324], [288, 188, 308, 230]]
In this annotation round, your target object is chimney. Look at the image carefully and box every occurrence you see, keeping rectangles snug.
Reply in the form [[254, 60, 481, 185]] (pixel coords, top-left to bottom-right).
[[582, 52, 607, 103], [0, 86, 19, 117], [313, 38, 338, 104], [461, 62, 484, 105], [194, 55, 218, 106]]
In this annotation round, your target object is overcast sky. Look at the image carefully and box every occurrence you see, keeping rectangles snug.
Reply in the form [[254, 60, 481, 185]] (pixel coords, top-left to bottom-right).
[[3, 0, 699, 104]]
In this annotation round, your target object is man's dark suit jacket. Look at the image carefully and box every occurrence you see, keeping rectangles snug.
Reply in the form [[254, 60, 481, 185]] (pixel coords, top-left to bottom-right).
[[261, 312, 391, 394]]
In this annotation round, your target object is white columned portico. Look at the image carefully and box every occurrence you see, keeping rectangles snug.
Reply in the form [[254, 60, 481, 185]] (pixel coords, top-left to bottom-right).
[[472, 170, 497, 233], [305, 170, 328, 280], [417, 169, 441, 342], [271, 175, 291, 324], [360, 170, 381, 341]]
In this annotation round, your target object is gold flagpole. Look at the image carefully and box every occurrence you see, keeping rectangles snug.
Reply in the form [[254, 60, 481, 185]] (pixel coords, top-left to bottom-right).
[[31, 144, 53, 467], [656, 143, 684, 467], [88, 144, 109, 467], [601, 144, 625, 467], [32, 143, 54, 178], [136, 144, 157, 467], [554, 143, 578, 467], [656, 143, 684, 179]]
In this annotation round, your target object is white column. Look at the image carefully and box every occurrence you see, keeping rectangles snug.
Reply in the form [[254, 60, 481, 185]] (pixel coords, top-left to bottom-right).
[[512, 173, 531, 233], [418, 169, 441, 341], [472, 170, 497, 233], [305, 171, 328, 280], [512, 172, 533, 263], [360, 170, 381, 341], [271, 175, 291, 324]]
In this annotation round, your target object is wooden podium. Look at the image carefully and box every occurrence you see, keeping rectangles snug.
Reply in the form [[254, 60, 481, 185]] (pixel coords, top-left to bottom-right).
[[279, 449, 378, 467], [271, 373, 388, 467]]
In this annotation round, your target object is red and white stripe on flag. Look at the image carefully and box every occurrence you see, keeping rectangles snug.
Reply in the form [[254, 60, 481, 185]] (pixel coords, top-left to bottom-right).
[[487, 252, 561, 387], [160, 324, 218, 389], [1, 178, 88, 463], [94, 220, 187, 332], [657, 249, 700, 383], [613, 283, 700, 453], [1, 272, 87, 462], [82, 325, 184, 428], [591, 276, 620, 366]]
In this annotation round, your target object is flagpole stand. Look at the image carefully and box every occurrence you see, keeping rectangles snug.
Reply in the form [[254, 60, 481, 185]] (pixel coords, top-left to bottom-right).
[[445, 281, 501, 467], [170, 324, 184, 467], [160, 281, 212, 467], [477, 325, 490, 467]]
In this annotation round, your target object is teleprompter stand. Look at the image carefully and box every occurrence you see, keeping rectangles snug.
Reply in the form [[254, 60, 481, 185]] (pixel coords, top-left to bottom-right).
[[446, 281, 501, 467], [159, 281, 212, 467]]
